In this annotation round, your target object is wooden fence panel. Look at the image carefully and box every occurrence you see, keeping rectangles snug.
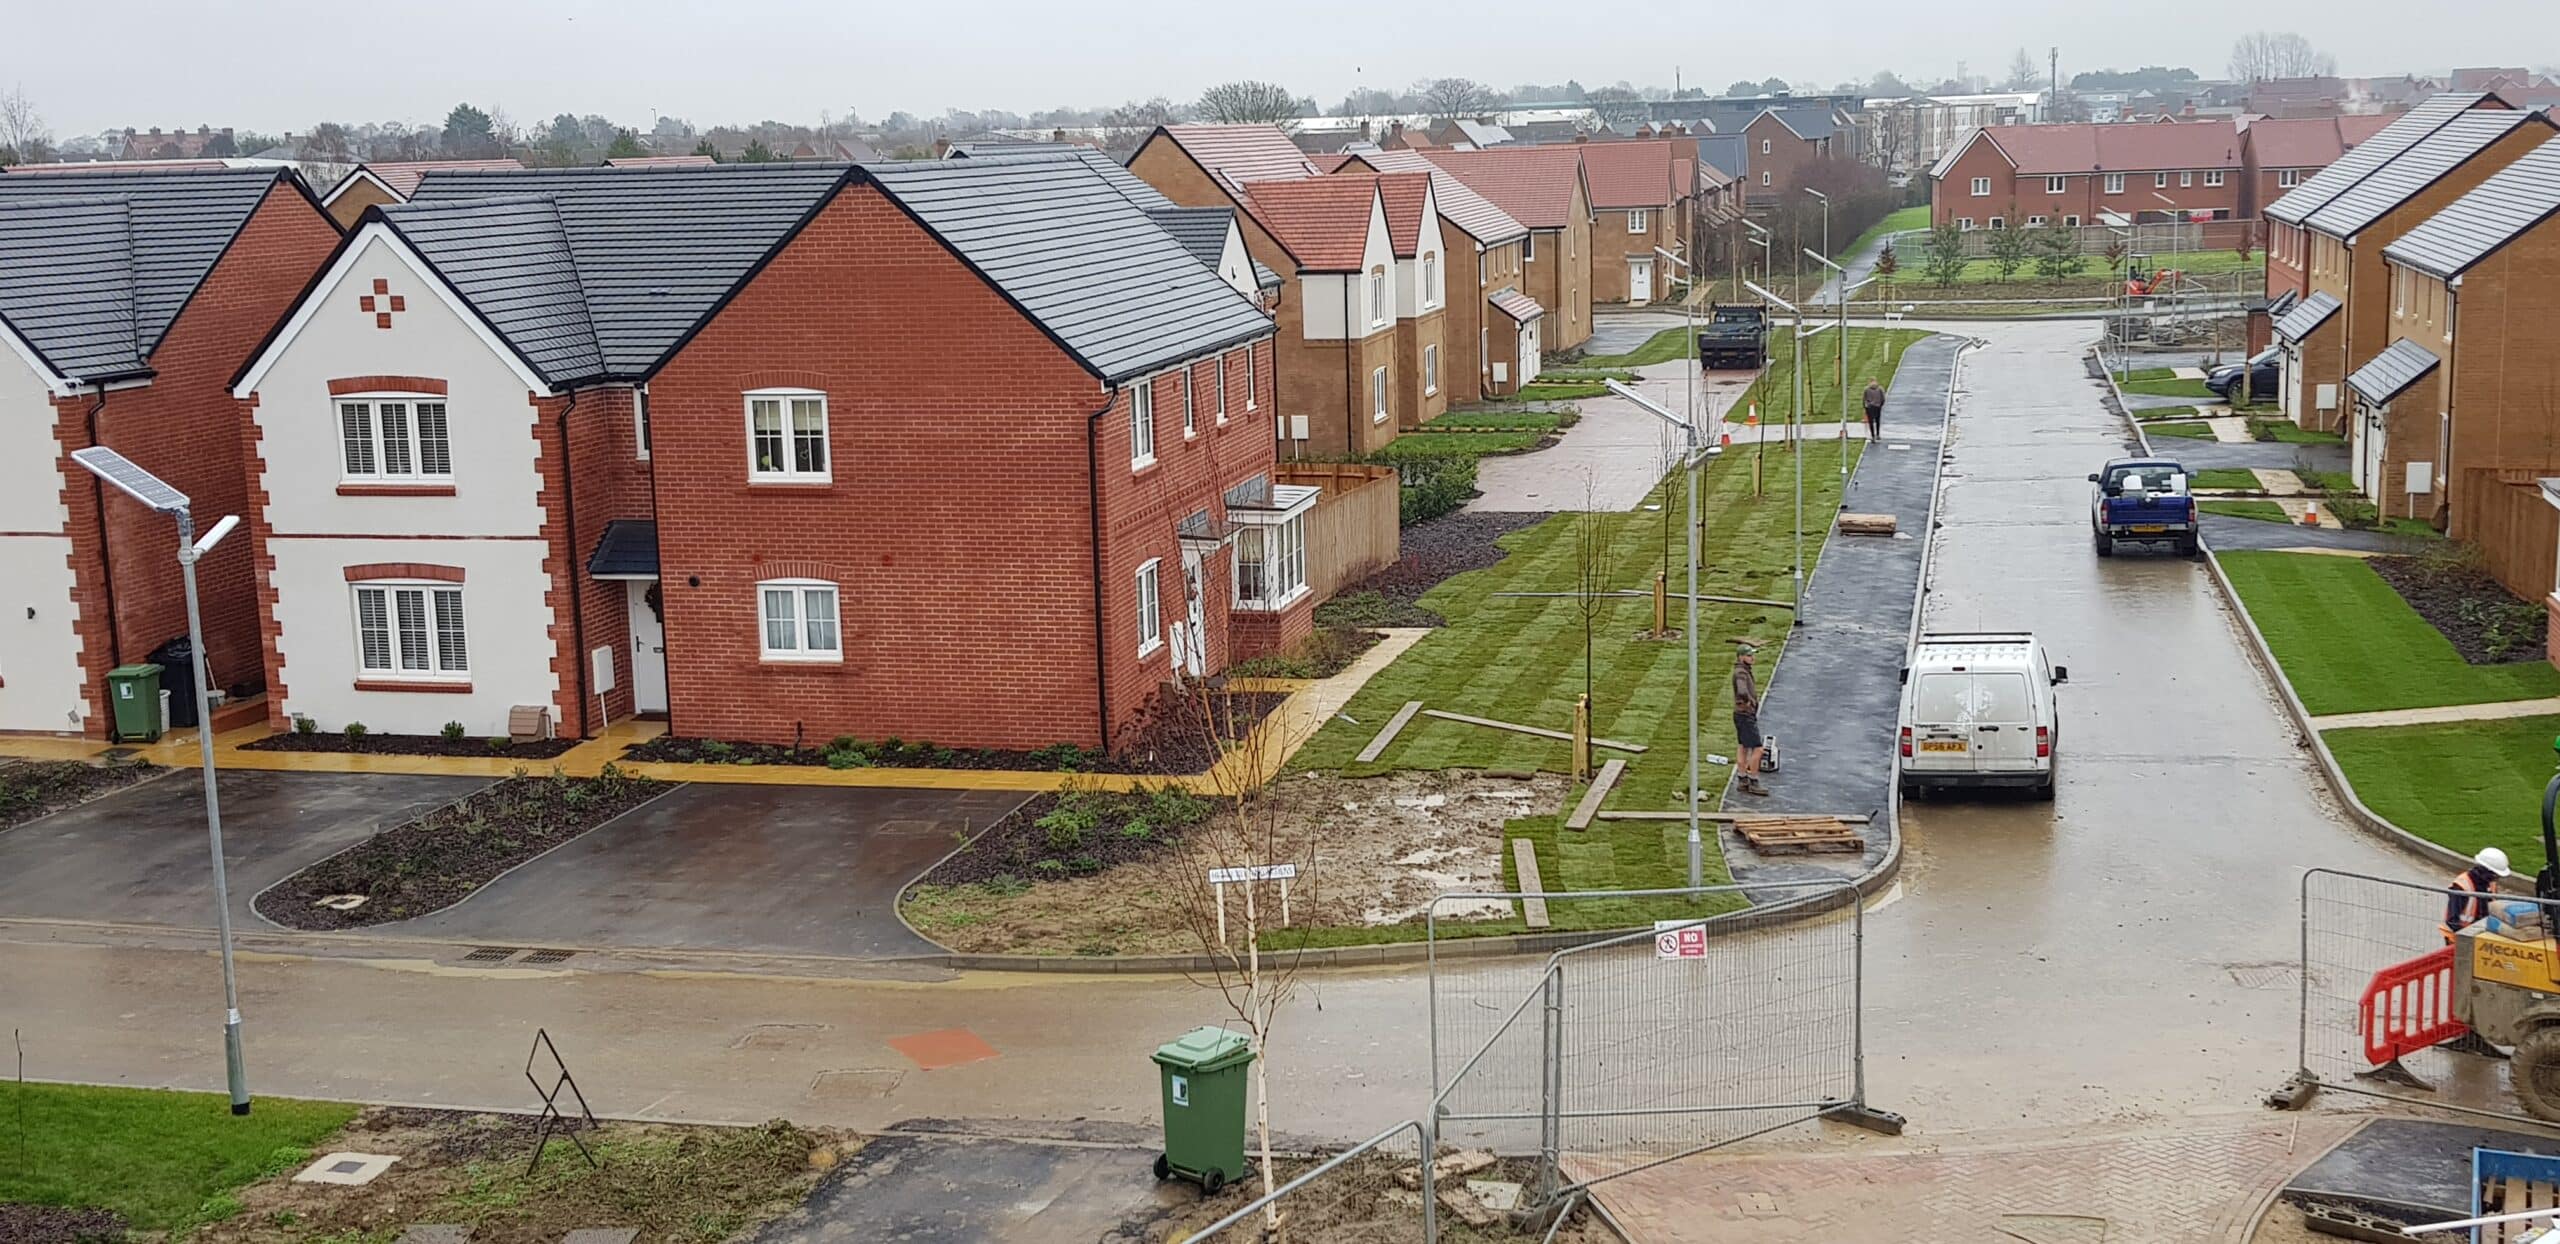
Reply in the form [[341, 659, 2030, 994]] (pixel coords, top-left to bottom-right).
[[2458, 471, 2558, 602], [1277, 462, 1401, 603]]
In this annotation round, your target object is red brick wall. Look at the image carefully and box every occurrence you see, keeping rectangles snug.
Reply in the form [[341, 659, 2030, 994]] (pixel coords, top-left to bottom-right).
[[532, 386, 651, 736], [1932, 138, 2015, 227], [646, 183, 1277, 751], [59, 181, 339, 734]]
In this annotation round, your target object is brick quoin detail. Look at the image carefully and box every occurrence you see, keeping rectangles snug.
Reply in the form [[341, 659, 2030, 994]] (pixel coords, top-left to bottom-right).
[[342, 562, 465, 582], [327, 376, 447, 395]]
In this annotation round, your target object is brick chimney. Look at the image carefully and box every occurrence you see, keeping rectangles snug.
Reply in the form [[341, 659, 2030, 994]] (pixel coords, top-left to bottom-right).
[[1052, 128, 1066, 143], [1388, 120, 1404, 146], [1360, 119, 1372, 142]]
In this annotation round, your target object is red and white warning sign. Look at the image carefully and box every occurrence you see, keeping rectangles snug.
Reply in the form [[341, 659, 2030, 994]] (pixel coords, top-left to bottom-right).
[[1654, 920, 1709, 960]]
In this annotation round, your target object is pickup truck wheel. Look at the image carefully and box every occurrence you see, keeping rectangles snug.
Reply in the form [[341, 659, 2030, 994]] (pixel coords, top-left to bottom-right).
[[2094, 531, 2115, 557], [2177, 534, 2201, 557], [2512, 1026, 2560, 1122]]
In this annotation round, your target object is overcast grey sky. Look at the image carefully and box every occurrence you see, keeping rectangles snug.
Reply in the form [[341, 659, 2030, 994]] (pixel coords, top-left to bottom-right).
[[17, 0, 2556, 137]]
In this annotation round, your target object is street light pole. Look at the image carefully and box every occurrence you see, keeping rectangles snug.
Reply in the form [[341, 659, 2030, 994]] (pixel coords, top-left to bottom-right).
[[1807, 248, 1874, 477], [69, 447, 248, 1115], [1603, 381, 1721, 889], [1746, 280, 1810, 621]]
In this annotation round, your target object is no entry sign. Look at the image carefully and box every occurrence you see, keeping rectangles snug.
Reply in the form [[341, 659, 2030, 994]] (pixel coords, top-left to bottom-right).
[[1654, 920, 1710, 960]]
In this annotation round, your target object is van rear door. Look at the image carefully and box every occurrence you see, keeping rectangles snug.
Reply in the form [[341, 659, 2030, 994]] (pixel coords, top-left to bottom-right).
[[1969, 671, 2040, 771], [1906, 672, 1979, 773]]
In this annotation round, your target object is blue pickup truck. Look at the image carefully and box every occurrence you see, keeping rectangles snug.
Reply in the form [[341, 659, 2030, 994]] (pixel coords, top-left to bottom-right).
[[2089, 457, 2200, 557]]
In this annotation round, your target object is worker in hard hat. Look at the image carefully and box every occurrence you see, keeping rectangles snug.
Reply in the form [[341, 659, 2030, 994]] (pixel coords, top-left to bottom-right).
[[2444, 847, 2512, 942]]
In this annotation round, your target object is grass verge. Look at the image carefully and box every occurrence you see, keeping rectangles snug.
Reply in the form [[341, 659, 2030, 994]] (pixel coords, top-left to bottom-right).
[[1735, 328, 1930, 424], [1846, 205, 1929, 259], [2325, 715, 2560, 862], [2252, 420, 2343, 445], [1575, 327, 1693, 369], [2132, 404, 2202, 422], [0, 1081, 356, 1230], [2190, 468, 2262, 491], [2121, 377, 2217, 400], [1430, 409, 1570, 433], [2147, 421, 2213, 439], [2200, 499, 2289, 522], [2219, 550, 2560, 715]]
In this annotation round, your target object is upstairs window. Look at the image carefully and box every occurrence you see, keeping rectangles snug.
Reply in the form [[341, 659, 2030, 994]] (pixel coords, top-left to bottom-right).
[[1215, 353, 1229, 422], [1522, 232, 1537, 261], [1628, 209, 1650, 233], [2046, 175, 2067, 194], [746, 390, 828, 482], [1969, 177, 1990, 197], [634, 389, 652, 460], [2180, 171, 2194, 187], [1244, 347, 1258, 410], [1369, 267, 1387, 325], [1181, 371, 1196, 437], [2204, 169, 2225, 187], [2156, 172, 2169, 188], [2277, 168, 2301, 188], [2104, 173, 2125, 194], [352, 582, 466, 679], [1130, 380, 1156, 467], [1761, 138, 1772, 155], [339, 396, 452, 483], [1424, 252, 1441, 306]]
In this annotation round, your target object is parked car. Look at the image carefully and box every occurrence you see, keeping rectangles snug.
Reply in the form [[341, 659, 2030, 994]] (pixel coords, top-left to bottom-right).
[[2089, 457, 2200, 557], [2205, 348, 2281, 403], [1695, 303, 1768, 369], [1897, 632, 2065, 800]]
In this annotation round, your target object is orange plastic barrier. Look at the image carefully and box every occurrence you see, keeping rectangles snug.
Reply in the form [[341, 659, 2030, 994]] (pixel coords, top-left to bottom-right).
[[2359, 945, 2465, 1064]]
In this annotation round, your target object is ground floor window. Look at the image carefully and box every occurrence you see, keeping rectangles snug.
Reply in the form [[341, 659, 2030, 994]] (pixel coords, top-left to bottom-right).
[[759, 579, 841, 660], [1136, 559, 1163, 653], [353, 583, 467, 679], [1233, 514, 1307, 609]]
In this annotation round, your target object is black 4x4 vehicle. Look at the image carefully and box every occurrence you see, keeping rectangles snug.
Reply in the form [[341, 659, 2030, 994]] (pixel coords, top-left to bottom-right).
[[1695, 304, 1769, 369]]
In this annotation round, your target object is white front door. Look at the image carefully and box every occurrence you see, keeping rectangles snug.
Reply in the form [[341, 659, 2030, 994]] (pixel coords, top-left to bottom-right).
[[1180, 549, 1207, 679], [1520, 323, 1542, 385], [2356, 402, 2388, 498], [2280, 346, 2302, 426], [1628, 257, 1654, 305], [626, 581, 667, 714]]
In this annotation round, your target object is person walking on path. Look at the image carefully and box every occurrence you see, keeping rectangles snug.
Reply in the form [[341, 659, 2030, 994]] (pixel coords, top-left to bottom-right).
[[1733, 642, 1768, 797], [1862, 378, 1887, 440]]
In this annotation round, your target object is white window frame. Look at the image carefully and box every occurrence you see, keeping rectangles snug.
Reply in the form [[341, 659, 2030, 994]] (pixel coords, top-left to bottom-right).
[[1369, 267, 1388, 326], [1244, 347, 1258, 411], [634, 387, 651, 460], [2046, 175, 2067, 194], [2104, 173, 2125, 194], [1134, 559, 1163, 656], [1129, 380, 1157, 467], [1181, 370, 1197, 438], [2026, 215, 2047, 227], [1423, 252, 1441, 307], [350, 581, 468, 681], [1423, 343, 1439, 396], [1760, 170, 1771, 187], [2155, 172, 2169, 189], [1969, 176, 1990, 197], [745, 388, 830, 483], [1230, 513, 1309, 611], [1628, 209, 1649, 233], [337, 393, 453, 484], [757, 578, 841, 662], [2277, 168, 2301, 188], [1761, 138, 1772, 155], [1521, 232, 1536, 261], [1372, 365, 1389, 423], [1215, 352, 1230, 423], [1987, 216, 2004, 230], [2180, 170, 2194, 188], [1957, 217, 1975, 230], [2203, 168, 2225, 187], [2064, 214, 2080, 227]]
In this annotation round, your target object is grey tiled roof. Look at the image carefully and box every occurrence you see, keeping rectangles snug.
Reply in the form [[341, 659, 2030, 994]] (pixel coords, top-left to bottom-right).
[[2265, 93, 2490, 223], [0, 197, 143, 380], [1695, 135, 1749, 180], [407, 163, 849, 380], [949, 143, 1179, 212], [380, 196, 604, 384], [863, 156, 1272, 383], [2302, 110, 2543, 237], [0, 166, 289, 376], [2346, 337, 2440, 405], [1145, 205, 1237, 271], [1765, 107, 1840, 141], [2273, 290, 2341, 342], [586, 519, 658, 577], [2385, 132, 2560, 277]]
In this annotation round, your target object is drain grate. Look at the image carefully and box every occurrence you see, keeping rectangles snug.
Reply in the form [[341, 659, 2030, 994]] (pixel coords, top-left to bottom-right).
[[460, 946, 520, 964], [2226, 962, 2301, 990], [520, 948, 577, 965]]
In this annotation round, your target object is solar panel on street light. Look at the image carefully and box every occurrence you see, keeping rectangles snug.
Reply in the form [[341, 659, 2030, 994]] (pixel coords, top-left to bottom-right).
[[70, 446, 189, 514]]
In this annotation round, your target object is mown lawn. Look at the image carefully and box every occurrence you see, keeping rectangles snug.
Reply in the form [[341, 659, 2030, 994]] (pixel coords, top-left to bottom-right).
[[2201, 499, 2288, 522], [1735, 328, 1930, 424], [0, 1081, 357, 1229], [1288, 438, 1862, 936], [1905, 248, 2259, 286], [2148, 421, 2213, 439], [1372, 430, 1542, 458], [2189, 468, 2262, 491], [2253, 420, 2344, 445], [1429, 408, 1570, 432], [2121, 376, 2217, 400], [1846, 205, 1930, 259], [2219, 550, 2560, 715], [2326, 715, 2560, 861], [1577, 327, 1695, 369]]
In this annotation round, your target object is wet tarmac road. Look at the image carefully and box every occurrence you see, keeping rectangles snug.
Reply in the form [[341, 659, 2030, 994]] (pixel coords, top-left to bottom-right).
[[1863, 319, 2428, 1134]]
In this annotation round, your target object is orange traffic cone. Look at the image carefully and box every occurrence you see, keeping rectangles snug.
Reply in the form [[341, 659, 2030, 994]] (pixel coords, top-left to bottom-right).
[[2301, 502, 2321, 527]]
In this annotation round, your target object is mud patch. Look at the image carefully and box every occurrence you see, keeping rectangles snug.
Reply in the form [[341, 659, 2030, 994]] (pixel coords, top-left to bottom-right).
[[0, 1205, 127, 1244]]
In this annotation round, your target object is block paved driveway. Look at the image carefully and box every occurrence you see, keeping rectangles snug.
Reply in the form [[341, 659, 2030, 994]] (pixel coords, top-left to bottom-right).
[[0, 770, 486, 930], [381, 783, 1029, 959]]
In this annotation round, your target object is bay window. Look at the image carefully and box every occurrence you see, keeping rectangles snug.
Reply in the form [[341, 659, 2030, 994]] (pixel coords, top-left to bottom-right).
[[1232, 514, 1307, 610]]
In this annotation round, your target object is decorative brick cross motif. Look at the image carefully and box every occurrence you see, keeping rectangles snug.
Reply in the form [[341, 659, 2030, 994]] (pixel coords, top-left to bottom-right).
[[357, 277, 408, 329]]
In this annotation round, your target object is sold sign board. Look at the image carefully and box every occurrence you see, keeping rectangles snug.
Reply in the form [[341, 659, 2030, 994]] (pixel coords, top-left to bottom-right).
[[1654, 920, 1710, 960]]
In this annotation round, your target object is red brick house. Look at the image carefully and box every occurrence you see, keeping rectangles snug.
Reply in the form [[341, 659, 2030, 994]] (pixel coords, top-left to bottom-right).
[[2265, 94, 2512, 306], [1929, 122, 2243, 231], [2236, 114, 2398, 224], [1740, 108, 1843, 195], [228, 158, 1292, 753], [0, 167, 340, 736]]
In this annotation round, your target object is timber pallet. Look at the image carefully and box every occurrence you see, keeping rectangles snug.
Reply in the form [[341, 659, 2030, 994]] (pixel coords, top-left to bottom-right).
[[1733, 815, 1866, 855]]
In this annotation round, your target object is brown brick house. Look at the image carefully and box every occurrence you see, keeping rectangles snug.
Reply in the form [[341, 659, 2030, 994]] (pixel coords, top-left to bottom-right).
[[1329, 147, 1537, 400], [1232, 174, 1407, 458], [1928, 121, 2242, 231], [1425, 146, 1593, 351], [1578, 138, 1685, 304], [318, 160, 527, 229], [2366, 135, 2560, 614], [1740, 108, 1842, 196], [0, 167, 339, 737], [228, 158, 1291, 752]]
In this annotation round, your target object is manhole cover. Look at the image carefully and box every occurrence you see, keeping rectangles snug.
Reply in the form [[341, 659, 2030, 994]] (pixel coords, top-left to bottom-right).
[[808, 1069, 903, 1099], [460, 947, 519, 964], [733, 1023, 828, 1051], [520, 948, 577, 965], [295, 1151, 400, 1186]]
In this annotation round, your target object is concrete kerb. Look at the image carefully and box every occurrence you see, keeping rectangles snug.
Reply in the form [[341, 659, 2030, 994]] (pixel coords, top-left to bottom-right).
[[2091, 345, 2483, 884]]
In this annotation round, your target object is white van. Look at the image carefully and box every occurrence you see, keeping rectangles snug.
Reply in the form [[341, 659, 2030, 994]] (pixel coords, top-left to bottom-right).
[[1896, 632, 2066, 800]]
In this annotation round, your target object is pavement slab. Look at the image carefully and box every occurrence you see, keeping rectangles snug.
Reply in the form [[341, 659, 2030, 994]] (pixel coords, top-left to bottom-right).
[[1467, 358, 1751, 513], [2207, 417, 2253, 443], [743, 1132, 1191, 1243], [2309, 696, 2560, 731]]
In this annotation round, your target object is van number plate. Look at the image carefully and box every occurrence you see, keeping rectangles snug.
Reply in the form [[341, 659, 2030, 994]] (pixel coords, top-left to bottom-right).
[[1920, 740, 1967, 753]]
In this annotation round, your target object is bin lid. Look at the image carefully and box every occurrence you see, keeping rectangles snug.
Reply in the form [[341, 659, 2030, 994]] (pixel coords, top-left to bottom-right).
[[1152, 1026, 1255, 1074], [107, 663, 165, 678]]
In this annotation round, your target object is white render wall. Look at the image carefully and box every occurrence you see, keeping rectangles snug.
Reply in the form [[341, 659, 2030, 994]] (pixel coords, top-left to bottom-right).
[[247, 231, 559, 735], [1395, 184, 1443, 319], [0, 349, 85, 734]]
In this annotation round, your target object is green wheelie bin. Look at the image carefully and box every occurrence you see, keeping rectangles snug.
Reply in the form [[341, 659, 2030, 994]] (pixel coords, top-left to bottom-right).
[[1150, 1026, 1254, 1193], [106, 663, 165, 742]]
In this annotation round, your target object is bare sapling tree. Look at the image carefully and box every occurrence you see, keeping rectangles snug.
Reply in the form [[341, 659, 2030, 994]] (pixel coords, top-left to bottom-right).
[[1168, 680, 1320, 1228], [1419, 77, 1502, 124], [0, 86, 51, 165], [2229, 31, 2336, 83], [1572, 471, 1617, 712]]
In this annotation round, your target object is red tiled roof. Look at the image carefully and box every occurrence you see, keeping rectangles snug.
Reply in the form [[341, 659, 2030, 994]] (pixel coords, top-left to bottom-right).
[[1160, 124, 1318, 189], [604, 155, 717, 168], [1675, 157, 1698, 195], [2247, 114, 2404, 168], [1373, 171, 1433, 256], [1309, 153, 1353, 173], [1239, 176, 1380, 271], [1489, 287, 1544, 323], [1424, 146, 1584, 229], [1979, 122, 2241, 175], [1579, 138, 1683, 208], [1335, 147, 1527, 245], [354, 159, 528, 198]]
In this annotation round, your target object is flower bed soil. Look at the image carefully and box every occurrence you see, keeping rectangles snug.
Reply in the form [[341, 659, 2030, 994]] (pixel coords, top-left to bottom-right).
[[1315, 510, 1552, 628], [0, 1205, 128, 1244], [915, 785, 1220, 888], [0, 760, 160, 832], [2370, 554, 2550, 665], [253, 767, 670, 930], [623, 690, 1288, 776], [243, 730, 578, 759], [1230, 626, 1384, 680]]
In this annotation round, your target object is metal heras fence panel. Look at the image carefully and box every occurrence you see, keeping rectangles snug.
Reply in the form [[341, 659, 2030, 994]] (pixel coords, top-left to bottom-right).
[[2296, 867, 2554, 1125], [1179, 1120, 1433, 1244], [1427, 880, 1872, 1198]]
